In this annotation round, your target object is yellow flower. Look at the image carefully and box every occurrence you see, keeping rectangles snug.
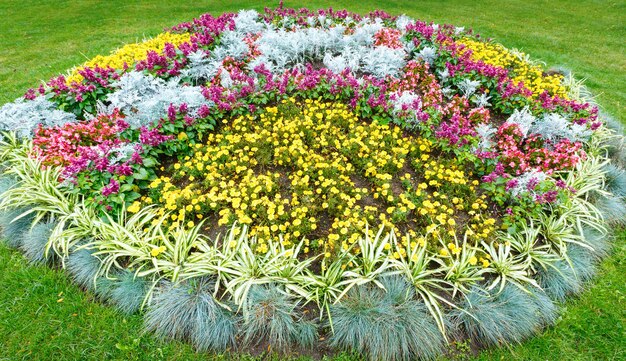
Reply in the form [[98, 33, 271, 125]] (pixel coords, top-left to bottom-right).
[[66, 32, 191, 84], [127, 201, 141, 214], [150, 246, 167, 257]]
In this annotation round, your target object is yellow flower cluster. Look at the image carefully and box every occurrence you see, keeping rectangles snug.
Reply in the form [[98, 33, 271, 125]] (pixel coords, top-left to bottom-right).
[[458, 38, 568, 99], [66, 32, 191, 84], [136, 98, 496, 259]]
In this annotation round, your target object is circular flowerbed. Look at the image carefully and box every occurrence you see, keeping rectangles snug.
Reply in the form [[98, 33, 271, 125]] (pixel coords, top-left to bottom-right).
[[1, 6, 625, 360]]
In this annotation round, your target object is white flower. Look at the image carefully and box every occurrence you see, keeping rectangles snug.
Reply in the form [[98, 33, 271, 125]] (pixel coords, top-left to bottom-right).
[[323, 53, 348, 73], [506, 108, 591, 143], [531, 112, 592, 143], [442, 86, 455, 98], [362, 46, 406, 79], [181, 50, 220, 82], [437, 68, 450, 82], [211, 31, 249, 61], [109, 142, 139, 164], [219, 69, 233, 88]]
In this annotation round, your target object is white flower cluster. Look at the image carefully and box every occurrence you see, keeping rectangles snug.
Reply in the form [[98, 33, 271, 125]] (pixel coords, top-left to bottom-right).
[[458, 79, 481, 98], [390, 91, 426, 128], [181, 50, 220, 83], [233, 9, 265, 34], [416, 46, 437, 65]]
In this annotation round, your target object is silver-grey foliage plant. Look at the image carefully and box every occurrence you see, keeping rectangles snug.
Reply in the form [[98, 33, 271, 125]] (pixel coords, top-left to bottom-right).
[[106, 71, 213, 129], [0, 96, 77, 138], [144, 278, 237, 352]]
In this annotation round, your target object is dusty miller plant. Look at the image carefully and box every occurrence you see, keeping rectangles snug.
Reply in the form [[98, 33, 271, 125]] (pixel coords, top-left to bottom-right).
[[0, 96, 77, 138]]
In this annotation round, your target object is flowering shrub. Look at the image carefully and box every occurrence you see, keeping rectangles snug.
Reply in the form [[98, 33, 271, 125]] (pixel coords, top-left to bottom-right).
[[0, 5, 624, 361]]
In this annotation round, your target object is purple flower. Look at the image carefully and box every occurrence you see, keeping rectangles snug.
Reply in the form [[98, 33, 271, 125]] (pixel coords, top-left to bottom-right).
[[197, 104, 211, 118], [526, 177, 539, 191], [164, 42, 177, 58], [139, 127, 174, 146], [131, 151, 143, 164], [102, 178, 120, 197], [505, 179, 518, 190], [167, 103, 177, 122]]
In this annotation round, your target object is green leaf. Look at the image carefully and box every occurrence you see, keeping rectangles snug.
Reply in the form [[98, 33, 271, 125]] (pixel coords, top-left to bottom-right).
[[134, 168, 150, 180], [119, 183, 134, 193], [142, 157, 157, 168]]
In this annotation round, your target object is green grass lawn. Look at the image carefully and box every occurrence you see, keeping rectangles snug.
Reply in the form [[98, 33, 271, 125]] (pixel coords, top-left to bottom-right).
[[0, 1, 624, 360]]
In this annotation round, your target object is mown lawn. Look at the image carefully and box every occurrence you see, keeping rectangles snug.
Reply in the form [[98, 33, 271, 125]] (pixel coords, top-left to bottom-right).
[[0, 1, 624, 360]]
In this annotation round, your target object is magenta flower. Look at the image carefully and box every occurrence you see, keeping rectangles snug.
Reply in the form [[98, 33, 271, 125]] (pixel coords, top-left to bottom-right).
[[102, 178, 120, 197]]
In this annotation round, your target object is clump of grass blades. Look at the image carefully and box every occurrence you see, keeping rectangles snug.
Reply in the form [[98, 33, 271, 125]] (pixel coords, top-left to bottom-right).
[[66, 247, 115, 298], [537, 259, 581, 302], [601, 116, 626, 165], [566, 244, 597, 282], [582, 225, 611, 259], [20, 219, 55, 264], [537, 241, 598, 303], [0, 174, 17, 194], [240, 284, 317, 353], [109, 269, 149, 315], [604, 163, 626, 198], [528, 288, 559, 327], [594, 195, 626, 226], [0, 207, 35, 248], [451, 284, 544, 347], [328, 275, 444, 361], [592, 163, 626, 226], [144, 277, 237, 352]]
